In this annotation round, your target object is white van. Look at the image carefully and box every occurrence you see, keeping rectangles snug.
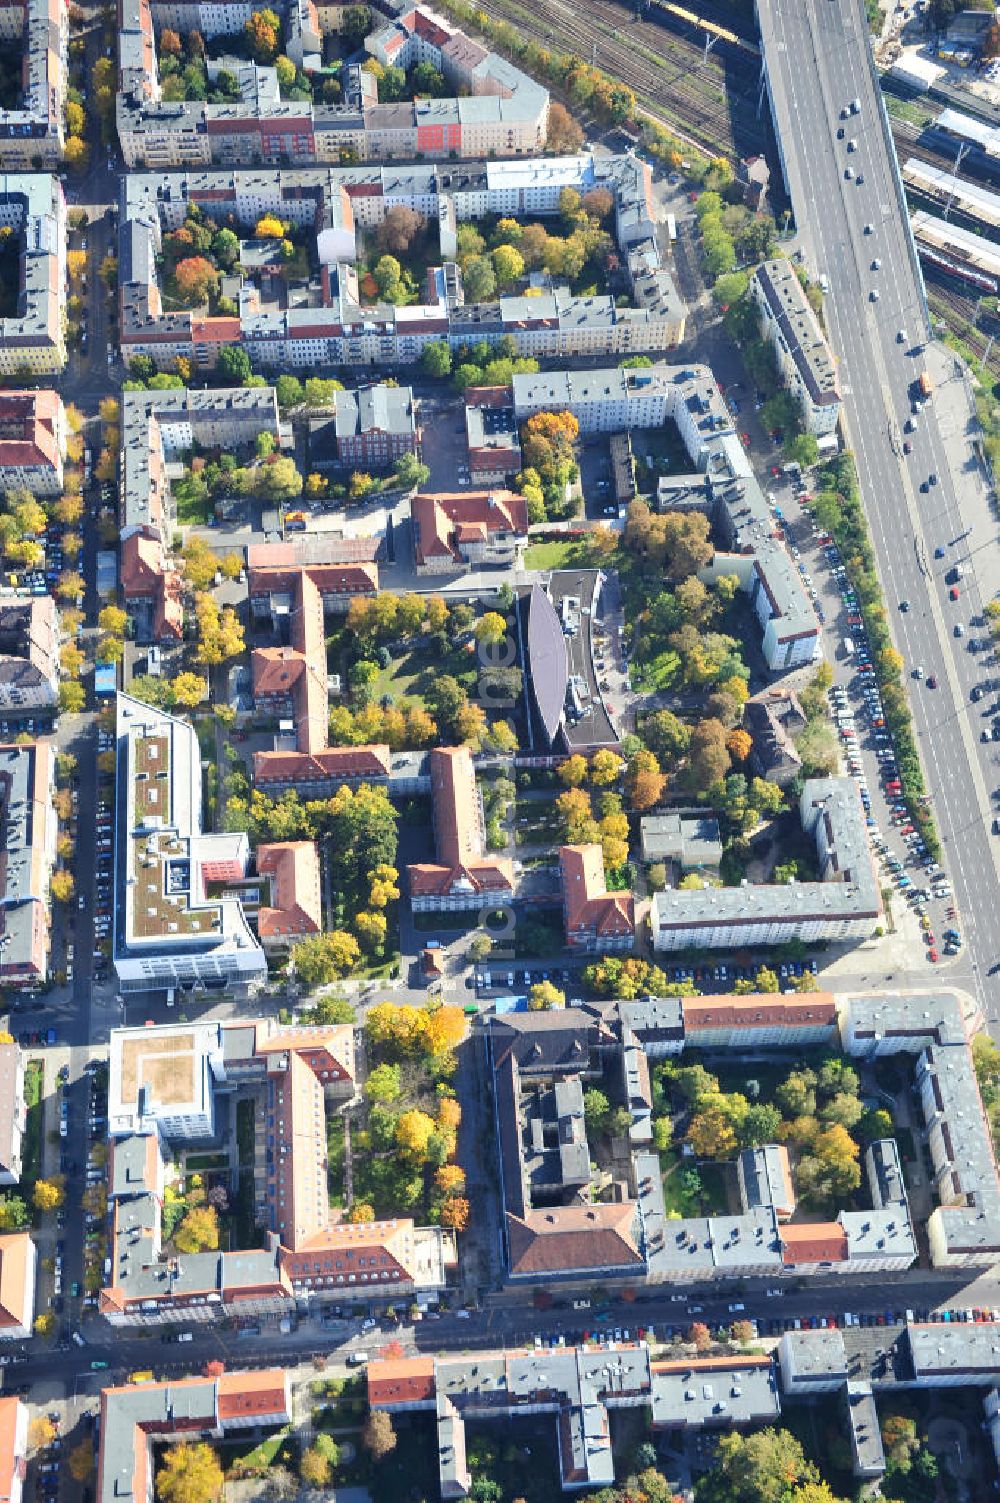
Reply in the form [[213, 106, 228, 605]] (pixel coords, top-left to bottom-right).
[[843, 637, 855, 657]]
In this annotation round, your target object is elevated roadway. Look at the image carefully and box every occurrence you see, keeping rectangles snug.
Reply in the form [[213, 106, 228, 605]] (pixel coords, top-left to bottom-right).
[[757, 0, 1000, 1024]]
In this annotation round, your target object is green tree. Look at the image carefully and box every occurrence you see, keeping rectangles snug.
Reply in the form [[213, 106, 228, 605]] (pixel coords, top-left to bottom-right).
[[340, 3, 372, 45], [583, 1088, 610, 1136], [737, 1103, 783, 1148], [365, 1062, 401, 1105], [421, 339, 452, 378], [462, 255, 497, 302], [776, 1069, 817, 1118]]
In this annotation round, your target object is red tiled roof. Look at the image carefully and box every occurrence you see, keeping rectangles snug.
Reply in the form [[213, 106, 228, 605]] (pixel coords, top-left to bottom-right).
[[407, 747, 513, 897], [254, 744, 391, 785], [684, 994, 837, 1029], [256, 841, 323, 939], [779, 1223, 848, 1265], [367, 1356, 436, 1406], [411, 490, 528, 567], [120, 531, 163, 595], [506, 1204, 642, 1276], [559, 845, 634, 940]]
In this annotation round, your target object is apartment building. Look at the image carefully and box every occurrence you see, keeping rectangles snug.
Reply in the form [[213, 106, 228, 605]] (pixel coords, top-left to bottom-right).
[[0, 739, 56, 986], [745, 689, 807, 787], [112, 693, 268, 995], [0, 389, 65, 495], [0, 0, 67, 168], [249, 558, 379, 794], [254, 743, 392, 798], [309, 384, 417, 469], [558, 844, 635, 953], [0, 175, 66, 375], [0, 1233, 35, 1338], [116, 2, 548, 167], [119, 385, 281, 541], [369, 1345, 781, 1496], [255, 840, 323, 945], [120, 531, 184, 644], [102, 1017, 453, 1325], [464, 388, 521, 482], [840, 990, 998, 1267], [0, 1397, 27, 1503], [407, 746, 513, 912], [749, 259, 841, 437], [118, 157, 683, 371], [513, 363, 819, 673], [97, 1371, 291, 1503], [651, 778, 881, 951], [486, 994, 919, 1291], [0, 1043, 25, 1186], [411, 490, 528, 574], [0, 596, 59, 716]]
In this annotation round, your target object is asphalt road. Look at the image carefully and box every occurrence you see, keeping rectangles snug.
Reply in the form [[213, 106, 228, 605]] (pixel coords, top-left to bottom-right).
[[760, 0, 1000, 1025], [9, 1265, 997, 1399]]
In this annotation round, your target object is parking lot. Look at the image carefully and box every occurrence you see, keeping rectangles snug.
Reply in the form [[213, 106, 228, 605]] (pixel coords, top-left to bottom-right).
[[770, 471, 963, 966]]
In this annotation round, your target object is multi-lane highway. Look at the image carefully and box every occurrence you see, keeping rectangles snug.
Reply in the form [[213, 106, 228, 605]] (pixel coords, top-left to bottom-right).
[[759, 0, 1000, 1024]]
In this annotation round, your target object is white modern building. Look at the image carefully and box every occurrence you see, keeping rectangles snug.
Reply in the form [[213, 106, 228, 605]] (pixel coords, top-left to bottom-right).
[[749, 259, 841, 437], [513, 363, 819, 673], [652, 778, 880, 950], [112, 693, 267, 994]]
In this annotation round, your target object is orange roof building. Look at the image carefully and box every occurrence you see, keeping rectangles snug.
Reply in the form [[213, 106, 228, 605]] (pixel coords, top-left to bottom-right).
[[559, 844, 634, 952], [256, 841, 323, 944], [120, 531, 184, 643], [249, 561, 380, 794], [0, 1233, 35, 1339], [97, 1372, 290, 1503], [682, 993, 838, 1048], [0, 1395, 26, 1503], [407, 746, 513, 911], [779, 1222, 849, 1267], [367, 1355, 435, 1407], [411, 490, 528, 574], [254, 743, 392, 794], [0, 389, 65, 495], [251, 569, 328, 756]]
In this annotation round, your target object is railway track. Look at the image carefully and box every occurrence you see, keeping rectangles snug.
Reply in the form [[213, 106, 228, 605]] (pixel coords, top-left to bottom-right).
[[926, 274, 1000, 378], [477, 0, 766, 157]]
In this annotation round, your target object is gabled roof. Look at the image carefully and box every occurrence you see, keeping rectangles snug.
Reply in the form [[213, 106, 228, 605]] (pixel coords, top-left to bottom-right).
[[254, 744, 392, 785], [559, 845, 634, 939], [367, 1356, 436, 1406], [779, 1222, 848, 1265], [407, 747, 513, 897], [411, 490, 528, 567], [0, 1233, 31, 1329], [506, 1204, 643, 1276], [256, 841, 323, 939]]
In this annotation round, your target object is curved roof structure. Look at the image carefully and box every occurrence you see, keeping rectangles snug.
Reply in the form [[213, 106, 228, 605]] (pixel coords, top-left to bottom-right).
[[527, 583, 567, 747]]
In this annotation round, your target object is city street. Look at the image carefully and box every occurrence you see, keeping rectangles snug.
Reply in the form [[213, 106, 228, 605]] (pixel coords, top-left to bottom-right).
[[760, 0, 1000, 1027]]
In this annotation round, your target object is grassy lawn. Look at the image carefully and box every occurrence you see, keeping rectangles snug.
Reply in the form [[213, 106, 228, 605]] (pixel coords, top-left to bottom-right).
[[22, 1059, 42, 1188], [524, 538, 598, 571], [219, 1429, 293, 1478], [659, 1147, 730, 1217], [367, 640, 472, 711], [174, 486, 210, 527], [881, 88, 935, 128], [327, 1116, 345, 1208], [184, 1152, 227, 1171]]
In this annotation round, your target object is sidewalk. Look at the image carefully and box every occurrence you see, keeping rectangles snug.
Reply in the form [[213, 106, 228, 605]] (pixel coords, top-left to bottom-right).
[[928, 339, 999, 612]]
